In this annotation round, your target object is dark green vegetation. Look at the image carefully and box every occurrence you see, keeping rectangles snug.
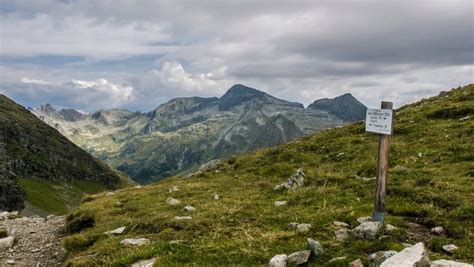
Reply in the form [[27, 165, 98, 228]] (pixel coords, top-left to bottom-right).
[[32, 84, 366, 184], [0, 95, 132, 214], [63, 84, 473, 266]]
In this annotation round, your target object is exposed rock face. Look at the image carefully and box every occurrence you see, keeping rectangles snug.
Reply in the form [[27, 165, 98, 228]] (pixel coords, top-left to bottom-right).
[[307, 93, 367, 121], [269, 254, 288, 267], [0, 94, 128, 213], [352, 221, 383, 240], [380, 242, 430, 267], [31, 84, 358, 184]]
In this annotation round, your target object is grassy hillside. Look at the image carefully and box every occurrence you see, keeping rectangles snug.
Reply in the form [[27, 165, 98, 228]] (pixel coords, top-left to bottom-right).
[[0, 94, 133, 214], [63, 85, 473, 266]]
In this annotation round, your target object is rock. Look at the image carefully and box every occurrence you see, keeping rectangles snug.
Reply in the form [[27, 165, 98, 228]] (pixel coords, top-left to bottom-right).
[[6, 259, 15, 264], [431, 226, 444, 235], [174, 216, 192, 221], [329, 256, 347, 263], [274, 201, 287, 207], [168, 186, 179, 193], [439, 91, 449, 97], [183, 205, 196, 212], [418, 152, 423, 158], [431, 260, 473, 267], [352, 221, 383, 240], [214, 194, 220, 200], [105, 192, 115, 196], [386, 224, 398, 232], [380, 242, 429, 267], [288, 222, 299, 230], [357, 216, 372, 224], [307, 238, 324, 256], [333, 221, 349, 228], [442, 244, 458, 253], [368, 250, 397, 266], [46, 215, 56, 221], [269, 254, 288, 267], [166, 197, 181, 206], [105, 226, 126, 235], [0, 236, 15, 250], [335, 228, 349, 241], [198, 159, 222, 172], [134, 185, 143, 189], [7, 211, 19, 219], [131, 258, 157, 267], [350, 258, 363, 267], [459, 116, 470, 121], [288, 250, 311, 265], [274, 168, 307, 190], [296, 223, 312, 233], [120, 238, 150, 247]]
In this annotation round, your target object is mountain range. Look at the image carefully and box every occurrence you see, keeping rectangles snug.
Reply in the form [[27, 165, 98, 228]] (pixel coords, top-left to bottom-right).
[[31, 84, 367, 183], [0, 94, 131, 215]]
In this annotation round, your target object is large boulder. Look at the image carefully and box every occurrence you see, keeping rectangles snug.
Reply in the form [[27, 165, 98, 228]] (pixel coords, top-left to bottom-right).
[[352, 221, 383, 240], [307, 238, 324, 257], [380, 242, 430, 267]]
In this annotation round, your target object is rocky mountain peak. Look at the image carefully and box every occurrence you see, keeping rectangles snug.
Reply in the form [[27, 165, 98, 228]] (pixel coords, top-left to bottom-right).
[[308, 93, 367, 121], [38, 103, 57, 115]]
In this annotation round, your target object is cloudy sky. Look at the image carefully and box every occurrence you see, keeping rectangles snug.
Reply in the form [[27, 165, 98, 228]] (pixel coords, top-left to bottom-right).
[[0, 0, 472, 111]]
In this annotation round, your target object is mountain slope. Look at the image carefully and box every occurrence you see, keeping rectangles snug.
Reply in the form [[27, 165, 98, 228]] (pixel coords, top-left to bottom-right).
[[0, 95, 131, 215], [32, 84, 364, 183], [62, 84, 473, 266], [308, 93, 367, 121]]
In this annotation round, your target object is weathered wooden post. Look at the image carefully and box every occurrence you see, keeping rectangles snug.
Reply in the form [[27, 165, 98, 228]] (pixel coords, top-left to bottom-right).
[[365, 101, 394, 222]]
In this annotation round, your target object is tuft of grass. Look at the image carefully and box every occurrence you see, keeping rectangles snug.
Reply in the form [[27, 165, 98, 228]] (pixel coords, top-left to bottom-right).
[[66, 211, 96, 234]]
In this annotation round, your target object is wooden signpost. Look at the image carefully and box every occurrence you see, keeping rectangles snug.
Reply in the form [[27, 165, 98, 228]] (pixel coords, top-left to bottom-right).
[[365, 101, 394, 222]]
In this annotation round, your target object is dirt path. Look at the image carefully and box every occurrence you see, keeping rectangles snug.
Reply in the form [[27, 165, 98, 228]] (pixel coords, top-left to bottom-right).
[[0, 214, 66, 266]]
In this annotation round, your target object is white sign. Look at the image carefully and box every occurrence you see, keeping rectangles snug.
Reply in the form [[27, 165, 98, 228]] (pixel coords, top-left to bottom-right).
[[365, 108, 393, 135]]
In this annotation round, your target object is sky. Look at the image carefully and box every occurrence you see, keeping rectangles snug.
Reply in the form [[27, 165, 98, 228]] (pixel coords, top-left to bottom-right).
[[0, 0, 472, 111]]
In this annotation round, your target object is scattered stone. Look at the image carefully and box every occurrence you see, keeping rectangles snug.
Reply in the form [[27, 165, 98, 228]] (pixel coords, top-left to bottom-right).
[[105, 226, 126, 235], [0, 236, 15, 250], [459, 116, 470, 121], [352, 221, 383, 240], [431, 259, 473, 267], [296, 223, 312, 233], [120, 238, 150, 247], [134, 185, 143, 189], [368, 250, 397, 266], [307, 238, 324, 256], [214, 194, 220, 200], [46, 215, 56, 221], [183, 206, 196, 212], [288, 222, 299, 230], [105, 192, 115, 196], [269, 254, 288, 267], [274, 201, 287, 207], [418, 152, 423, 158], [166, 197, 181, 206], [349, 258, 363, 267], [442, 244, 458, 253], [357, 216, 372, 224], [174, 216, 192, 221], [168, 186, 179, 193], [287, 250, 311, 265], [7, 212, 19, 219], [335, 228, 349, 241], [198, 159, 222, 172], [131, 258, 157, 267], [333, 221, 349, 228], [431, 226, 444, 235], [31, 248, 41, 252], [380, 242, 429, 267], [329, 256, 347, 263], [274, 168, 306, 190], [386, 224, 398, 232], [6, 259, 15, 264]]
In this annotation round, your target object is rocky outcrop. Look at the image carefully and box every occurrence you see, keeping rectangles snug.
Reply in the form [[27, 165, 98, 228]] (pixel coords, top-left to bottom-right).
[[274, 168, 306, 190]]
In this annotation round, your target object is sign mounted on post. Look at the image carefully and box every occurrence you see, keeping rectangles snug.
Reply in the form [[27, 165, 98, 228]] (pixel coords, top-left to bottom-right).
[[365, 108, 393, 135]]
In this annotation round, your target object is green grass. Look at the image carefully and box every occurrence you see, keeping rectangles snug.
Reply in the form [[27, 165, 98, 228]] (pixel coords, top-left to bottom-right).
[[18, 178, 108, 215], [63, 85, 474, 266]]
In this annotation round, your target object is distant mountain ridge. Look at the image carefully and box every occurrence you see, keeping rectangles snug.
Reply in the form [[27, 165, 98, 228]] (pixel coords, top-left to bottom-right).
[[308, 93, 367, 121], [31, 84, 367, 183], [0, 95, 130, 214]]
